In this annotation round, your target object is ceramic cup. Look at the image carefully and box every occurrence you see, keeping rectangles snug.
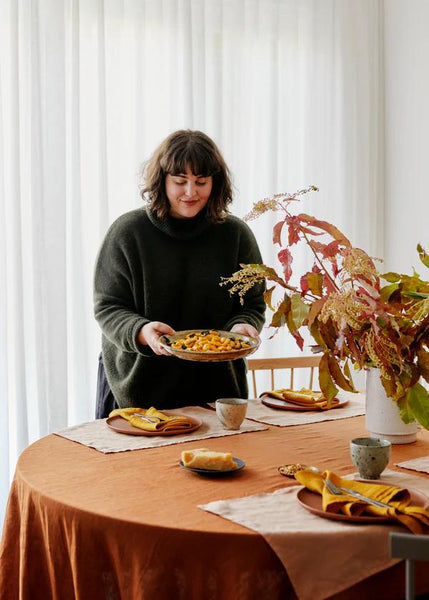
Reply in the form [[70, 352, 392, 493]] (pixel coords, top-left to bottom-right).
[[215, 398, 248, 430], [350, 437, 391, 480]]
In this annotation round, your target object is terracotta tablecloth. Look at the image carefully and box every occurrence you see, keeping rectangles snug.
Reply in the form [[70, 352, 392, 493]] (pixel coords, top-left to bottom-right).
[[2, 415, 429, 600]]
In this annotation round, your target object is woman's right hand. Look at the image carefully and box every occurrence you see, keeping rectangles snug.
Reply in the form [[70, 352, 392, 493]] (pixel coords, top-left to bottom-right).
[[138, 321, 175, 356]]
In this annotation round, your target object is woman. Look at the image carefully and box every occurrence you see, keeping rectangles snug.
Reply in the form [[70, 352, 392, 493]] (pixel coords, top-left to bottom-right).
[[94, 129, 265, 418]]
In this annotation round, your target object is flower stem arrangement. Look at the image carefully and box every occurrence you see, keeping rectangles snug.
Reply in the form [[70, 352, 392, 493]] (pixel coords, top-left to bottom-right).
[[222, 186, 429, 429]]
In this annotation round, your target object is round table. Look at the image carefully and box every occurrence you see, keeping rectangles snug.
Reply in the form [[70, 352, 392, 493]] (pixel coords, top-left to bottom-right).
[[2, 414, 429, 600]]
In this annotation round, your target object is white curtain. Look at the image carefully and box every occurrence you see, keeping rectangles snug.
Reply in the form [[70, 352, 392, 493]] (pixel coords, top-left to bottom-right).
[[0, 0, 383, 523]]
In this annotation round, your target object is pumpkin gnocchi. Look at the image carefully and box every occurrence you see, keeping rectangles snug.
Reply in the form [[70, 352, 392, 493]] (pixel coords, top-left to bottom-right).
[[168, 330, 251, 353]]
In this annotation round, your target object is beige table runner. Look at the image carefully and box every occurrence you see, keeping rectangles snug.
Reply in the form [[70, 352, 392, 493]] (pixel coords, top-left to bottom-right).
[[200, 469, 429, 600], [214, 390, 365, 427], [54, 406, 268, 453], [396, 454, 429, 474]]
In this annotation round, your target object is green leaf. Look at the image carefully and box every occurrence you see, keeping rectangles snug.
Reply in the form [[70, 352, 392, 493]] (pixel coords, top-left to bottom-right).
[[418, 350, 429, 384], [263, 286, 275, 311], [290, 293, 309, 331], [306, 272, 323, 296], [397, 395, 416, 424], [380, 283, 399, 302], [417, 244, 429, 268], [407, 382, 429, 429], [241, 264, 286, 287], [327, 356, 356, 392], [381, 272, 401, 283], [269, 296, 291, 328], [404, 291, 429, 299], [309, 322, 327, 349], [343, 360, 355, 387], [319, 354, 339, 400]]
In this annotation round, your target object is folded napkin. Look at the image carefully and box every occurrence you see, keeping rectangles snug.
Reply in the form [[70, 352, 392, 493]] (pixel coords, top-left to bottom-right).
[[262, 388, 340, 410], [295, 469, 429, 534], [109, 407, 194, 432]]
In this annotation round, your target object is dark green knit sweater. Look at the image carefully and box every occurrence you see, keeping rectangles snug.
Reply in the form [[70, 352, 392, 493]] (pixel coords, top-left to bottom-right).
[[93, 207, 265, 408]]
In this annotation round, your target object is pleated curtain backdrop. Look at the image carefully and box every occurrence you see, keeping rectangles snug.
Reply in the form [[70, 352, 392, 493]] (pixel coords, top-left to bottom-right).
[[0, 0, 384, 524]]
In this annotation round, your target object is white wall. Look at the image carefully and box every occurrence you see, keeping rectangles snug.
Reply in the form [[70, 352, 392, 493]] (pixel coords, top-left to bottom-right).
[[384, 0, 429, 274]]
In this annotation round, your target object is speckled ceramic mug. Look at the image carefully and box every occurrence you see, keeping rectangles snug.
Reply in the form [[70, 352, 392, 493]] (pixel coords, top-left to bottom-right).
[[215, 398, 248, 430], [350, 437, 391, 480]]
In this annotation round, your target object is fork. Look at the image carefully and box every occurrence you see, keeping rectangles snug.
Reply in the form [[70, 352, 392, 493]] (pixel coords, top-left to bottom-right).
[[132, 413, 162, 424], [324, 477, 393, 509]]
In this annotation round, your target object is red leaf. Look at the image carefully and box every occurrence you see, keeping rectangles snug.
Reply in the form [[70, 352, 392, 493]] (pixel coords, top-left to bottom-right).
[[272, 221, 285, 246], [286, 215, 301, 246], [307, 297, 327, 327], [278, 248, 293, 284], [322, 240, 342, 259], [322, 273, 337, 294], [300, 274, 309, 295], [308, 240, 328, 255], [298, 214, 352, 247], [292, 331, 305, 351]]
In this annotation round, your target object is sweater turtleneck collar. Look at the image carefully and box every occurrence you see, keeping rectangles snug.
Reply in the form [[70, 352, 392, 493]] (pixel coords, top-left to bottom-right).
[[146, 206, 213, 240]]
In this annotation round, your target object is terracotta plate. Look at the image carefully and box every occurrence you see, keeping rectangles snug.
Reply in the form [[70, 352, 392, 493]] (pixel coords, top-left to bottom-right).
[[106, 412, 202, 436], [261, 395, 348, 412], [159, 329, 260, 362], [297, 483, 429, 523], [179, 457, 245, 476]]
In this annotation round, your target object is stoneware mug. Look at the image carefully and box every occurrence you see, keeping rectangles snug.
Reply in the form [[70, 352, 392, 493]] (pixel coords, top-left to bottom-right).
[[215, 398, 248, 430], [350, 437, 391, 480]]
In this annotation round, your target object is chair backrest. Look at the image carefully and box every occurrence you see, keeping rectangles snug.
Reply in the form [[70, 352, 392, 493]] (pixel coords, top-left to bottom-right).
[[247, 355, 321, 397], [389, 532, 429, 600]]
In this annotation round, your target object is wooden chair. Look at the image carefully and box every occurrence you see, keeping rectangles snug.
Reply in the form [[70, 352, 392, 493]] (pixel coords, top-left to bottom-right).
[[389, 532, 429, 600], [247, 355, 321, 397]]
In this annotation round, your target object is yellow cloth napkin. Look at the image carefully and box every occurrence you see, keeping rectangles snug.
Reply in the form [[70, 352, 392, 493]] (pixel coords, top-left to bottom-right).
[[262, 388, 340, 410], [295, 469, 429, 534], [109, 407, 194, 432]]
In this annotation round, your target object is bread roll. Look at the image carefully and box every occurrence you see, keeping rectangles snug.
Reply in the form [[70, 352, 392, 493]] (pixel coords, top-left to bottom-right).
[[181, 448, 237, 471]]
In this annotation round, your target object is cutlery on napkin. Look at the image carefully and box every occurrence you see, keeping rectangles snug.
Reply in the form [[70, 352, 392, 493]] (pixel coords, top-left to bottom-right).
[[295, 469, 429, 534], [109, 407, 195, 432], [262, 388, 340, 410]]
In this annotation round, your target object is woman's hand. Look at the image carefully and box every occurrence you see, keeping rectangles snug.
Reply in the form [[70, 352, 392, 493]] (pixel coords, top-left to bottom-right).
[[230, 323, 260, 341], [138, 321, 175, 356]]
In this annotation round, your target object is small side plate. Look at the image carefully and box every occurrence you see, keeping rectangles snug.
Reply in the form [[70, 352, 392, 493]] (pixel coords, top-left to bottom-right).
[[179, 457, 245, 476], [106, 412, 202, 436]]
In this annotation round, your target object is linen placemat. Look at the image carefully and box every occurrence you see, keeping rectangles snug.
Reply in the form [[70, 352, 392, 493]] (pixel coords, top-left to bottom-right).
[[396, 455, 429, 474], [226, 390, 365, 427], [200, 469, 429, 600], [54, 406, 268, 453]]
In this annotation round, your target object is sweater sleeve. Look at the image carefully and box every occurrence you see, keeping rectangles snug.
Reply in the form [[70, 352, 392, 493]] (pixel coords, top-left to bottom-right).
[[93, 217, 150, 355], [223, 220, 266, 333]]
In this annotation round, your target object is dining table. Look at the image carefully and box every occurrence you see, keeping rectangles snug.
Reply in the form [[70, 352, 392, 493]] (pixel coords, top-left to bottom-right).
[[1, 395, 429, 600]]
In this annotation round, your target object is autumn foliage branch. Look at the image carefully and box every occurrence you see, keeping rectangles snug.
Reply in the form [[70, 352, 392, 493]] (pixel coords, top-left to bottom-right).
[[221, 187, 429, 429]]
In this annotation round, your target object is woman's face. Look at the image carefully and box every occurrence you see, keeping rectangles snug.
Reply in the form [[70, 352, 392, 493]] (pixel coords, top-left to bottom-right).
[[165, 164, 213, 219]]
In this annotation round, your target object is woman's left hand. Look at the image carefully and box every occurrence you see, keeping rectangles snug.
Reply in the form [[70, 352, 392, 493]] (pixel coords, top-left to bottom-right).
[[230, 323, 260, 340]]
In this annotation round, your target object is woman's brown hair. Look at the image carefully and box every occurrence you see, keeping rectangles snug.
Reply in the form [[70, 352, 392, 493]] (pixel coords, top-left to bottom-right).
[[140, 130, 233, 223]]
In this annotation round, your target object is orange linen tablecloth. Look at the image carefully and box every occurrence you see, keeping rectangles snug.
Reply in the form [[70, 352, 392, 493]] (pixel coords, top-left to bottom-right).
[[2, 415, 429, 600]]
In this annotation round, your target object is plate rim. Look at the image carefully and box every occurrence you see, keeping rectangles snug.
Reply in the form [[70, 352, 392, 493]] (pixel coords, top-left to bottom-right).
[[179, 456, 245, 475], [106, 411, 202, 437], [297, 481, 429, 523], [159, 329, 260, 362]]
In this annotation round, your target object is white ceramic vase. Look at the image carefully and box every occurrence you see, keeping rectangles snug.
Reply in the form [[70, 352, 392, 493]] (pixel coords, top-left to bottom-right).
[[365, 368, 418, 444]]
